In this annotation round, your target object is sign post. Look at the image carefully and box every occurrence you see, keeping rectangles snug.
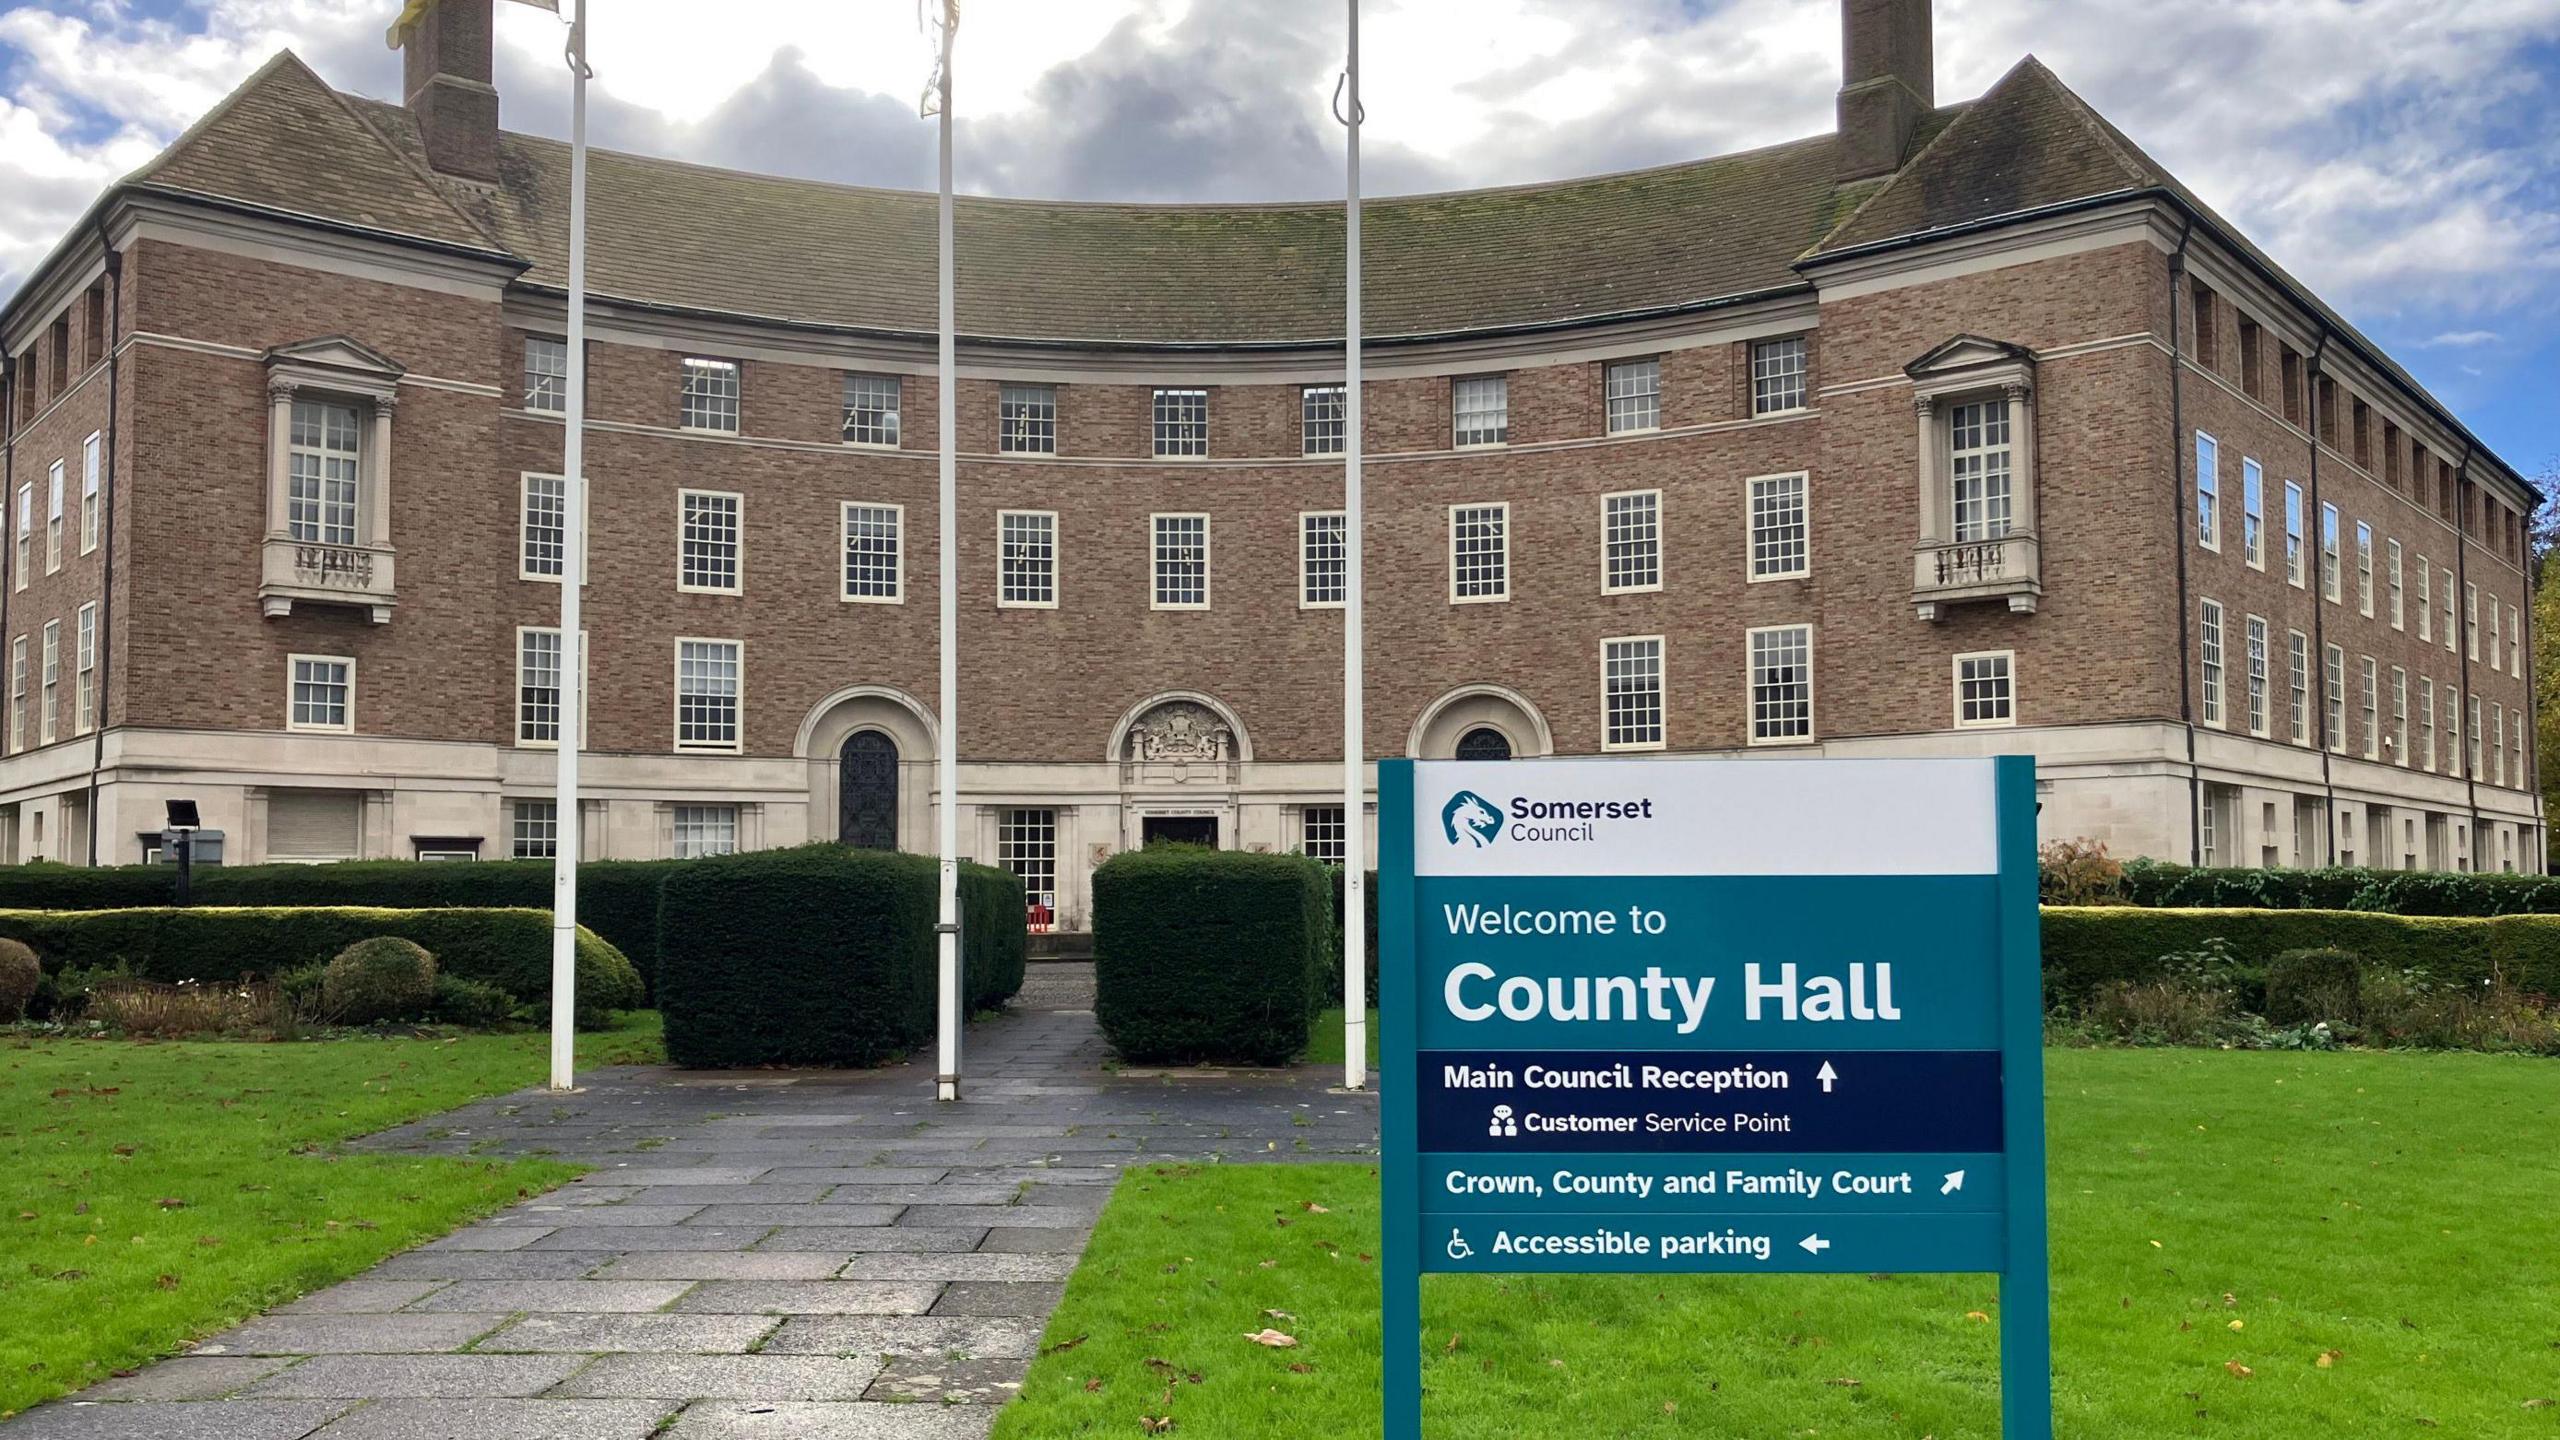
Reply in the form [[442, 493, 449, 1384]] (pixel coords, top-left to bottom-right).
[[1379, 754, 2048, 1438]]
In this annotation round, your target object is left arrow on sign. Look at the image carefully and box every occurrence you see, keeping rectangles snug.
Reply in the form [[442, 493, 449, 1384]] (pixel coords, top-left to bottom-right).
[[1799, 1234, 1831, 1255]]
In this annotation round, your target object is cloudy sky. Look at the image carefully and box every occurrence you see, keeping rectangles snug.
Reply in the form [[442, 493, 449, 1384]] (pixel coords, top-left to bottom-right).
[[2, 0, 2555, 476]]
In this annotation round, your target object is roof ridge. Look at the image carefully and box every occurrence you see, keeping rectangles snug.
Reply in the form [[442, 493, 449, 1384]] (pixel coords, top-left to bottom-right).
[[325, 74, 507, 253], [1803, 58, 2092, 261], [123, 49, 303, 190], [2015, 55, 2163, 191]]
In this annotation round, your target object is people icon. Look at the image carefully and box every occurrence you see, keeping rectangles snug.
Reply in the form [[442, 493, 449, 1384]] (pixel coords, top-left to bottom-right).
[[1488, 1104, 1518, 1138], [1446, 1228, 1475, 1261]]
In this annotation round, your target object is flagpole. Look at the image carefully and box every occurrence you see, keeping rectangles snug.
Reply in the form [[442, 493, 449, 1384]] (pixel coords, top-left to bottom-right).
[[548, 0, 591, 1092], [932, 2, 963, 1103], [1339, 0, 1368, 1092]]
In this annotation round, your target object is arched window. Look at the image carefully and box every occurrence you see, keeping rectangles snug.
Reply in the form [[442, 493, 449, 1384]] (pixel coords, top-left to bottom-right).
[[838, 730, 898, 849], [1455, 726, 1513, 761]]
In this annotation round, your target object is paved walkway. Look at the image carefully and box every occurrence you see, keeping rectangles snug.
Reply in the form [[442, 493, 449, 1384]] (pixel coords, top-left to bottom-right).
[[5, 965, 1380, 1440]]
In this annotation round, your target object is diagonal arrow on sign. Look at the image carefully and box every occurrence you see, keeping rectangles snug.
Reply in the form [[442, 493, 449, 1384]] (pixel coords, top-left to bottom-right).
[[1942, 1170, 1966, 1195]]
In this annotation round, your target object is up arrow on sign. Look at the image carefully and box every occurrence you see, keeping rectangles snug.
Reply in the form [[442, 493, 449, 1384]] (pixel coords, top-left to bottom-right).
[[1816, 1062, 1838, 1093], [1799, 1234, 1832, 1256]]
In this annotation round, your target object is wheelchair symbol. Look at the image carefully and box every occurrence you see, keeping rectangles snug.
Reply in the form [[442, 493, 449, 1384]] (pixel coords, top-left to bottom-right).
[[1445, 1228, 1474, 1262]]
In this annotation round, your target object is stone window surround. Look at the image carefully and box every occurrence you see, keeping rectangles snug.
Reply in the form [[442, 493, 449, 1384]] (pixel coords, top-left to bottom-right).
[[260, 340, 402, 623], [1911, 355, 2039, 552]]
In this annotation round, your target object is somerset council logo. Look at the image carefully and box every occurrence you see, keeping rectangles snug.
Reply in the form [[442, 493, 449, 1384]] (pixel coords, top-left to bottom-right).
[[1442, 790, 1504, 848]]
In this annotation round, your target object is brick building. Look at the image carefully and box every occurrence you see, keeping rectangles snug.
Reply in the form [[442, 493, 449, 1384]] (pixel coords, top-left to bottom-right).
[[0, 0, 2542, 920]]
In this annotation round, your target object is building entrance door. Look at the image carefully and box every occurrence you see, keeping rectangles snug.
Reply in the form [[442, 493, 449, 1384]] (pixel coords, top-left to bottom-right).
[[838, 730, 898, 849], [1141, 815, 1218, 848]]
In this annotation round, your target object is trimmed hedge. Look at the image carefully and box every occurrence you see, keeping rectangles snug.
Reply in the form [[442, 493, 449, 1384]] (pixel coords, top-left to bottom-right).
[[1094, 846, 1329, 1066], [2072, 859, 2560, 917], [655, 846, 1025, 1068], [1324, 867, 1381, 1008], [0, 906, 641, 1028], [2041, 905, 2560, 1009]]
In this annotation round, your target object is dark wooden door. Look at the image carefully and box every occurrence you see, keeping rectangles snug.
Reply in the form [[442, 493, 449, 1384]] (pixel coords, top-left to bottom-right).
[[1141, 815, 1218, 848], [838, 730, 899, 849]]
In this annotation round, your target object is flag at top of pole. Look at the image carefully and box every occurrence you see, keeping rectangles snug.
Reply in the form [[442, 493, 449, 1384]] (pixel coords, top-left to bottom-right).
[[387, 0, 557, 50], [924, 0, 965, 1103]]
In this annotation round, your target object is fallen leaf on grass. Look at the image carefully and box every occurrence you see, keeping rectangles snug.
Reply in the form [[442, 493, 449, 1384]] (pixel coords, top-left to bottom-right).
[[2225, 1363, 2254, 1380], [1084, 1378, 1104, 1392], [1041, 1335, 1088, 1356], [2316, 1351, 2341, 1369], [1140, 1416, 1175, 1434], [1826, 1378, 1862, 1388], [155, 1274, 179, 1290], [1244, 1329, 1298, 1348], [1443, 1334, 1461, 1354], [156, 1198, 186, 1210], [1964, 1311, 1991, 1324], [1262, 1309, 1296, 1323], [2228, 1320, 2245, 1331], [1288, 1363, 1313, 1374], [1301, 1202, 1330, 1214]]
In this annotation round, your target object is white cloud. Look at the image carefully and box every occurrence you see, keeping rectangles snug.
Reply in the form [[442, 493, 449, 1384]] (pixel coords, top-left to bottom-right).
[[3, 0, 2558, 338], [2423, 330, 2503, 348]]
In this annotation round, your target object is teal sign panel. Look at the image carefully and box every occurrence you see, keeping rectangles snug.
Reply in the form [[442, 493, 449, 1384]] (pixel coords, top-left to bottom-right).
[[1379, 755, 2050, 1437]]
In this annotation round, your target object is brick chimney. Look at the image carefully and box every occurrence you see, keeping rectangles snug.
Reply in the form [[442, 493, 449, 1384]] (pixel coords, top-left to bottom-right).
[[1837, 0, 1934, 181], [402, 0, 500, 185]]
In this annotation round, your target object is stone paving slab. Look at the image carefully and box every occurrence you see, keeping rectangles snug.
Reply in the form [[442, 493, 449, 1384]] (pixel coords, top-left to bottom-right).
[[276, 1281, 451, 1315], [244, 1354, 591, 1399], [927, 1282, 1067, 1318], [547, 1355, 885, 1401], [0, 1401, 353, 1439], [197, 1314, 510, 1356], [475, 1315, 781, 1355], [864, 1353, 1028, 1405], [685, 1203, 902, 1228], [837, 1253, 1077, 1283], [367, 1251, 609, 1282], [623, 1185, 832, 1206], [755, 1167, 949, 1186], [815, 1184, 1018, 1206], [898, 1204, 1103, 1229], [73, 1356, 295, 1401], [661, 1402, 994, 1440], [567, 1167, 770, 1187], [408, 1281, 695, 1314], [594, 1252, 849, 1281], [528, 1227, 771, 1252], [970, 1227, 1090, 1254], [754, 1226, 985, 1253], [670, 1282, 941, 1316], [505, 1205, 706, 1227], [759, 1315, 1044, 1359], [308, 1398, 678, 1439], [415, 1226, 554, 1252]]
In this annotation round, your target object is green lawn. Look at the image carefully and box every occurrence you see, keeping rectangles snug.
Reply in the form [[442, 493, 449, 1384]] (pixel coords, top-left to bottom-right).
[[1305, 1007, 1379, 1071], [999, 1047, 2560, 1438], [0, 1014, 660, 1415]]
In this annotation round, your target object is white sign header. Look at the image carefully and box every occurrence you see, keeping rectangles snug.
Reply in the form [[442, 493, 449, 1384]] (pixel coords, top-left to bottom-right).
[[1414, 757, 2001, 878]]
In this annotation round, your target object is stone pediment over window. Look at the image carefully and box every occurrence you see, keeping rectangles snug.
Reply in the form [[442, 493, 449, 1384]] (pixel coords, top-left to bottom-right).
[[265, 336, 407, 398], [260, 337, 407, 624], [1907, 334, 2042, 621]]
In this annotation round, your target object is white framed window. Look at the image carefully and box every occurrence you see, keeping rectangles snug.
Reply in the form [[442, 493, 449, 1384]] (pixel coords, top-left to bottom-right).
[[2465, 582, 2479, 660], [523, 336, 567, 413], [43, 459, 62, 574], [1948, 399, 2013, 542], [2470, 694, 2485, 777], [2387, 540, 2404, 629], [2391, 667, 2408, 766], [1604, 634, 1667, 751], [2417, 556, 2433, 639], [673, 804, 738, 859], [2240, 457, 2263, 568], [999, 808, 1057, 914], [36, 622, 55, 745], [1152, 388, 1209, 458], [1301, 385, 1346, 456], [1453, 376, 1508, 448], [2441, 571, 2456, 652], [2323, 644, 2346, 754], [1750, 337, 1809, 415], [517, 626, 586, 748], [511, 799, 558, 859], [2194, 432, 2219, 551], [678, 489, 742, 594], [2320, 503, 2340, 601], [287, 653, 352, 733], [2493, 702, 2506, 786], [1151, 513, 1209, 609], [2359, 656, 2379, 759], [2243, 616, 2269, 737], [1604, 358, 1661, 434], [2283, 481, 2305, 586], [674, 638, 742, 753], [2197, 599, 2225, 728], [1299, 510, 1346, 609], [12, 484, 27, 592], [2513, 712, 2526, 792], [2448, 687, 2463, 777], [679, 357, 739, 433], [7, 636, 21, 752], [1602, 489, 1662, 594], [998, 509, 1058, 608], [2509, 605, 2522, 676], [1300, 805, 1346, 864], [287, 399, 360, 545], [841, 502, 903, 603], [1449, 503, 1509, 603], [2287, 629, 2310, 745], [79, 431, 99, 556], [1747, 624, 1813, 744], [841, 373, 901, 447], [518, 472, 586, 582], [1954, 650, 2014, 729], [73, 602, 93, 736], [2487, 597, 2501, 672], [2420, 676, 2436, 771], [2354, 522, 2373, 615], [1000, 383, 1057, 455], [1748, 471, 1810, 581]]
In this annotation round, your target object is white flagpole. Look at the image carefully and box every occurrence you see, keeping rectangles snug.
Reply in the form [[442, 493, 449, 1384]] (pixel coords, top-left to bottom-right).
[[1339, 0, 1368, 1091], [548, 0, 591, 1092], [932, 2, 963, 1103]]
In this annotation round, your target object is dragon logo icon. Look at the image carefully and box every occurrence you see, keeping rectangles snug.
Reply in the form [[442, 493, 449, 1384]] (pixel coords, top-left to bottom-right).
[[1441, 790, 1504, 848]]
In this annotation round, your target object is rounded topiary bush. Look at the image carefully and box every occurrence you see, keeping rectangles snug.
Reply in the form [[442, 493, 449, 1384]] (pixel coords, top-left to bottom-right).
[[2264, 946, 2365, 1027], [0, 937, 38, 1021], [429, 973, 517, 1029], [322, 937, 437, 1024]]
